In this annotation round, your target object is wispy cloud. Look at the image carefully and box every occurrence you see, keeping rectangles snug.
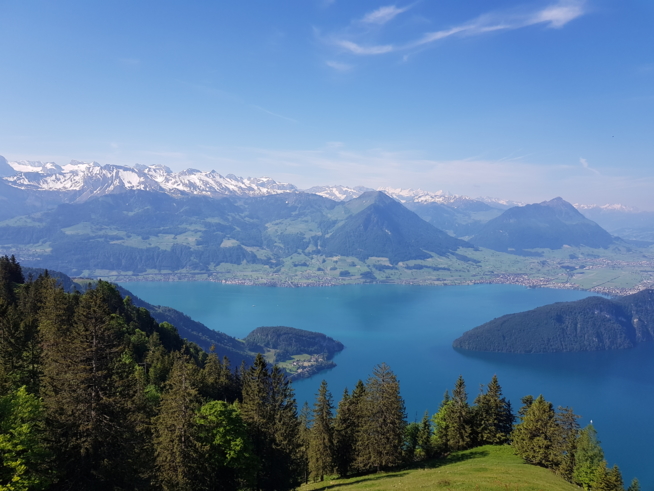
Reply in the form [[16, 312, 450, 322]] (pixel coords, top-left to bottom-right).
[[251, 105, 298, 123], [325, 60, 353, 71], [580, 157, 601, 175], [361, 5, 412, 25], [330, 0, 587, 56], [334, 39, 394, 55]]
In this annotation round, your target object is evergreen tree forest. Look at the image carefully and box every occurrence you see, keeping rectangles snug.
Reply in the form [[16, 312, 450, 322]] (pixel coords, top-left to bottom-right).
[[0, 256, 637, 490]]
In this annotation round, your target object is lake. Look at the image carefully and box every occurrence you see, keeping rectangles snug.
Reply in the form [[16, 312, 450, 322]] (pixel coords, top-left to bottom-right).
[[120, 282, 654, 489]]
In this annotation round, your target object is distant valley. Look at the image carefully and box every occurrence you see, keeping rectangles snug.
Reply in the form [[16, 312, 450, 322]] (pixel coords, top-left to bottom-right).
[[1, 156, 654, 295]]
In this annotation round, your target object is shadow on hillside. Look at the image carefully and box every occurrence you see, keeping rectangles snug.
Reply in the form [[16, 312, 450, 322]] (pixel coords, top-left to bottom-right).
[[309, 470, 411, 489], [419, 448, 490, 470], [307, 450, 490, 490]]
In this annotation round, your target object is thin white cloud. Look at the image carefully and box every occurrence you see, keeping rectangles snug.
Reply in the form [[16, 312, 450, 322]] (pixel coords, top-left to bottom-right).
[[529, 0, 586, 28], [361, 5, 411, 25], [334, 39, 394, 55], [331, 0, 587, 56], [250, 105, 298, 123], [325, 60, 353, 71], [580, 157, 601, 175]]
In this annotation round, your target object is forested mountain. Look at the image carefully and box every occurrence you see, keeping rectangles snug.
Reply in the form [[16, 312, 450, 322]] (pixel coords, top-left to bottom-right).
[[244, 326, 344, 358], [453, 289, 654, 353], [470, 197, 615, 254], [0, 189, 475, 276]]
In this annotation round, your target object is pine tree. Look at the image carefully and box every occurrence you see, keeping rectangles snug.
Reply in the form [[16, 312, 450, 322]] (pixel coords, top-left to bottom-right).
[[473, 375, 514, 446], [356, 363, 406, 472], [554, 406, 580, 482], [298, 402, 311, 484], [592, 461, 623, 491], [308, 380, 334, 481], [512, 395, 561, 469], [153, 354, 202, 491], [40, 282, 140, 487], [403, 422, 420, 462], [199, 350, 238, 403], [573, 424, 604, 490], [417, 410, 434, 460], [446, 376, 472, 451], [518, 395, 534, 418], [432, 390, 452, 454], [240, 355, 301, 490], [334, 385, 361, 477], [627, 477, 641, 491]]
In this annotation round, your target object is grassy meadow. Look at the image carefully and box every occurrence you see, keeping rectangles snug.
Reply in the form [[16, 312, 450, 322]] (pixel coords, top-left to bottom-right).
[[301, 446, 577, 491]]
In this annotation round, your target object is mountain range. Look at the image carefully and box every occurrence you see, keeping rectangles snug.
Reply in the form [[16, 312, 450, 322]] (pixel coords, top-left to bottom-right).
[[0, 156, 651, 283], [3, 156, 650, 238]]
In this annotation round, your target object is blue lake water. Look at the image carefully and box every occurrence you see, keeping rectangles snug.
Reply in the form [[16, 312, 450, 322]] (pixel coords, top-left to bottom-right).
[[120, 282, 654, 489]]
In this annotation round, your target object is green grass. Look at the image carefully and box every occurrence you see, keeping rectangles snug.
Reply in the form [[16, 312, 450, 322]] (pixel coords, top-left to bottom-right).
[[301, 446, 577, 491]]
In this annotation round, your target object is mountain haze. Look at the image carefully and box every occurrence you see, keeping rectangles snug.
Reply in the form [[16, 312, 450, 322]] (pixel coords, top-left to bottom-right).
[[470, 197, 615, 253]]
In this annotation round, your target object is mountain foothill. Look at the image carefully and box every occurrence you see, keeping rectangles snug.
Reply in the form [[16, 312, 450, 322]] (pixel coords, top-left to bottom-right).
[[0, 158, 635, 280]]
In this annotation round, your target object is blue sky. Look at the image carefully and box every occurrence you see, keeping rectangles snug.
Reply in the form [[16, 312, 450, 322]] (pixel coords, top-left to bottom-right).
[[1, 0, 653, 208]]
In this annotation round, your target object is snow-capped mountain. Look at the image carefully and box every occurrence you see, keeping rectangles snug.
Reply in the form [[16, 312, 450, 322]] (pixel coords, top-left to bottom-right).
[[0, 157, 637, 216], [574, 203, 639, 213], [303, 185, 374, 201], [3, 159, 297, 202]]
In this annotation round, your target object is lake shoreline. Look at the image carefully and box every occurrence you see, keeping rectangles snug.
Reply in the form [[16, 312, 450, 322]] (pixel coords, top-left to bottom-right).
[[90, 272, 637, 297]]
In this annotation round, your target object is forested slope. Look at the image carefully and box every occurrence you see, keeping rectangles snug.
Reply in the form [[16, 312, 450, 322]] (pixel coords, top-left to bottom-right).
[[453, 289, 654, 352]]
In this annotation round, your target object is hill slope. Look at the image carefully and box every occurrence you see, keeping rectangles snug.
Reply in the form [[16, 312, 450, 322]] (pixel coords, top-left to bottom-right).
[[0, 189, 476, 275], [303, 445, 578, 491], [470, 197, 614, 253], [453, 289, 654, 353]]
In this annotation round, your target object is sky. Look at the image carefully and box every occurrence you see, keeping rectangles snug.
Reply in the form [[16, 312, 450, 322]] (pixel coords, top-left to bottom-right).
[[0, 0, 653, 208]]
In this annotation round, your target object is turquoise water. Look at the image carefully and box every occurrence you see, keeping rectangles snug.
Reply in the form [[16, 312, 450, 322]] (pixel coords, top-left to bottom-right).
[[120, 282, 654, 489]]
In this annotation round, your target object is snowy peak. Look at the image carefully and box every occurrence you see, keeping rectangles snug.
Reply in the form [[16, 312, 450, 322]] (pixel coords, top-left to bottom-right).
[[575, 202, 639, 213], [304, 184, 374, 201], [3, 160, 297, 201]]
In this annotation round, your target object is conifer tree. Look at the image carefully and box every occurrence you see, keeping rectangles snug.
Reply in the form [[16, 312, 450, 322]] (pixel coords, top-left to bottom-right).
[[554, 406, 580, 482], [309, 380, 334, 481], [512, 395, 561, 469], [41, 282, 140, 487], [573, 424, 604, 490], [518, 395, 534, 418], [403, 422, 420, 462], [240, 355, 301, 490], [356, 363, 406, 472], [153, 354, 202, 491], [432, 390, 452, 454], [592, 461, 624, 491], [199, 349, 239, 403], [446, 376, 472, 451], [473, 375, 514, 446], [627, 477, 641, 491], [417, 410, 434, 459], [334, 385, 362, 477], [298, 402, 311, 484]]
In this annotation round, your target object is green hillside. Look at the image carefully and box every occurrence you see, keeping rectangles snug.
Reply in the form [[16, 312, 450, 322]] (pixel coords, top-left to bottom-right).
[[302, 445, 578, 491]]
